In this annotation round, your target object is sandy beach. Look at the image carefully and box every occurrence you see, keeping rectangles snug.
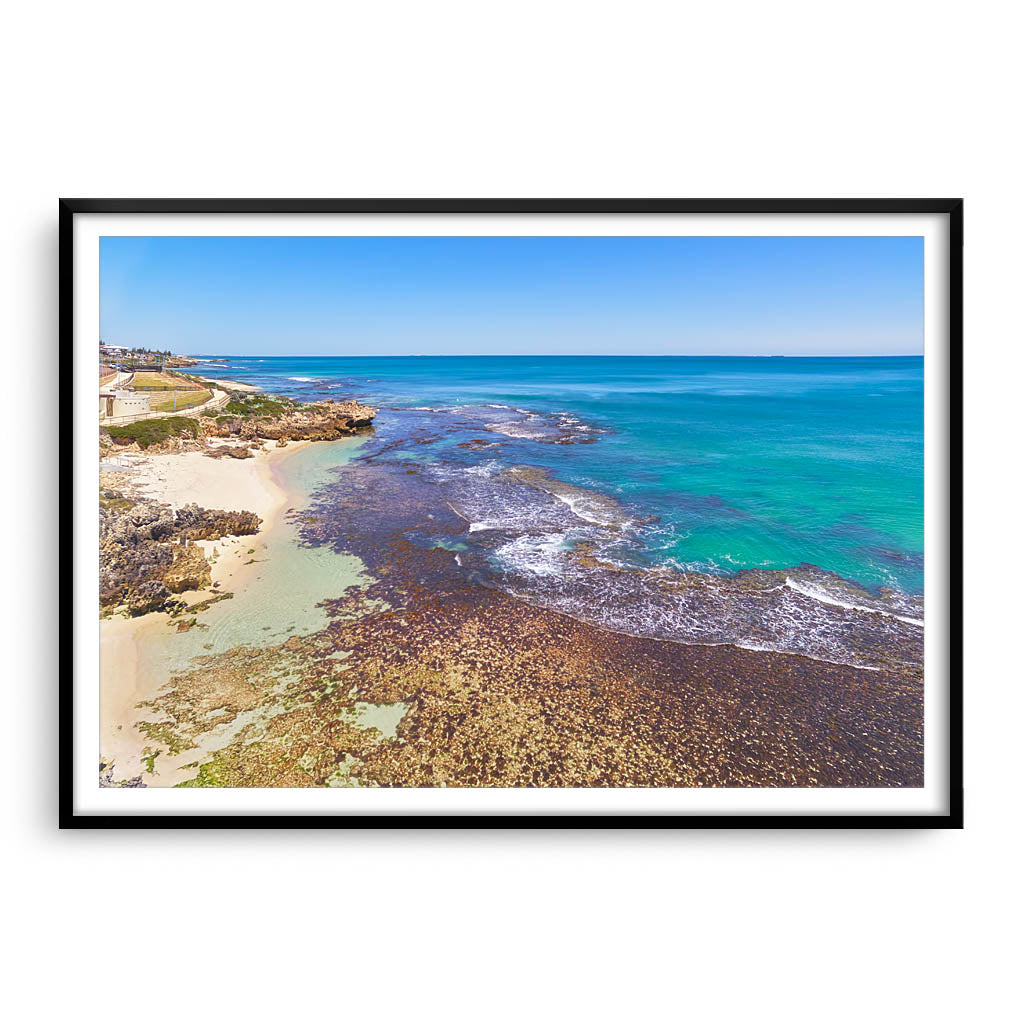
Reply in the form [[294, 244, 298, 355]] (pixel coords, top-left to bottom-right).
[[120, 439, 309, 524], [99, 438, 360, 784]]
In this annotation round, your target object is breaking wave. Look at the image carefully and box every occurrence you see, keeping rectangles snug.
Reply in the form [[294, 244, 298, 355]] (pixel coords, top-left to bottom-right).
[[422, 460, 923, 670]]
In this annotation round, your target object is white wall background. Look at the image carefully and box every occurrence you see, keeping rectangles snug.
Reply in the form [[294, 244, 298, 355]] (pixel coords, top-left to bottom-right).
[[2, 2, 1016, 1022]]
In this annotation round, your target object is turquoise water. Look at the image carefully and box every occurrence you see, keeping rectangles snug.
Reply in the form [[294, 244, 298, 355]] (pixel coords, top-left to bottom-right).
[[199, 355, 923, 593], [192, 355, 923, 667]]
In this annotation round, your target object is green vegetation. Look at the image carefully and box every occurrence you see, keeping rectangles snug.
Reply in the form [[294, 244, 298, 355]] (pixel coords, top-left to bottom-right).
[[135, 719, 189, 756], [224, 393, 296, 417], [106, 416, 200, 449], [175, 755, 237, 787], [100, 494, 135, 513]]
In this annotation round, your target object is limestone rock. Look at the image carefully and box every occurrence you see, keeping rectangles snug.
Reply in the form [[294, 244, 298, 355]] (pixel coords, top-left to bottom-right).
[[127, 580, 170, 616], [163, 544, 212, 593], [201, 398, 377, 444], [100, 494, 261, 611]]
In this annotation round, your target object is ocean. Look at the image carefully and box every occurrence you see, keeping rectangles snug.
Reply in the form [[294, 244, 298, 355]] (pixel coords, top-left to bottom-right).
[[194, 354, 924, 669]]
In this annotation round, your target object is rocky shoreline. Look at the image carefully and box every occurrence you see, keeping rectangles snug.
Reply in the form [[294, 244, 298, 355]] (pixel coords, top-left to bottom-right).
[[101, 390, 377, 458], [99, 389, 378, 618]]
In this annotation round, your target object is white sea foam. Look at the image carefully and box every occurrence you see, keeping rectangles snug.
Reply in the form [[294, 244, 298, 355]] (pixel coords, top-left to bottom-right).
[[484, 419, 549, 440], [784, 576, 924, 627], [551, 490, 620, 528], [366, 412, 923, 670], [493, 533, 567, 577]]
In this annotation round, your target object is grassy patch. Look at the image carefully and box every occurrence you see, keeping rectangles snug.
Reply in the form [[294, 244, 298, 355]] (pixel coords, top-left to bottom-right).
[[130, 371, 203, 391], [150, 389, 212, 413], [106, 416, 200, 449]]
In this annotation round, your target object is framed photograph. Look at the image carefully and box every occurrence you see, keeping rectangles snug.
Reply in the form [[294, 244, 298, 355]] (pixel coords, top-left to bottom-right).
[[62, 198, 962, 827]]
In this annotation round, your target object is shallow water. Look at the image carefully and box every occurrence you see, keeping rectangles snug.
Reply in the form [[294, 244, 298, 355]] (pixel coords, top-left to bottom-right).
[[134, 438, 371, 682]]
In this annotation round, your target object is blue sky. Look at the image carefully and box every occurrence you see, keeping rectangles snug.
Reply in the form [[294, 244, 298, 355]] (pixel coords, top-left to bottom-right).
[[99, 235, 923, 356]]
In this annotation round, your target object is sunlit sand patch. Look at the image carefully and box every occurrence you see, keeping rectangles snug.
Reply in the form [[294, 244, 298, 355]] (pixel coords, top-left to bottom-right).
[[347, 700, 410, 739]]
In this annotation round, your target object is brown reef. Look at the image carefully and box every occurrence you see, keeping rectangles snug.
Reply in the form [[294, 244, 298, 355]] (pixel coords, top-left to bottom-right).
[[139, 550, 923, 788], [135, 453, 924, 788]]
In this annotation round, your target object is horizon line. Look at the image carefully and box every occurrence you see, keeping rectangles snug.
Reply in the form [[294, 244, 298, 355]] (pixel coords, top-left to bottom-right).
[[183, 352, 925, 359]]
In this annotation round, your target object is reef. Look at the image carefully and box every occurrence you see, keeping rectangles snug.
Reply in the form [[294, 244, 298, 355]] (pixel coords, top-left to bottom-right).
[[131, 453, 924, 788], [137, 555, 924, 788]]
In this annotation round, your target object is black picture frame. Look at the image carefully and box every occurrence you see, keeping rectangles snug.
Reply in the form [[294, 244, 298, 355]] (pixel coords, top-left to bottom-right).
[[60, 197, 963, 829]]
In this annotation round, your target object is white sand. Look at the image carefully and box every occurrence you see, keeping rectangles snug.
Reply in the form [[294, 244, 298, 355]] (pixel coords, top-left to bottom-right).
[[126, 441, 310, 524]]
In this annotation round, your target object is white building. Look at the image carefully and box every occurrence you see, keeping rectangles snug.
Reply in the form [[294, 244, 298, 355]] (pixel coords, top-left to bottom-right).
[[100, 389, 150, 419]]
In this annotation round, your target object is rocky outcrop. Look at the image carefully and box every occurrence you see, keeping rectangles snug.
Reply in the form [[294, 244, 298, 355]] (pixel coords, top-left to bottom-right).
[[100, 391, 376, 458], [100, 495, 174, 608], [163, 542, 213, 593], [100, 490, 261, 614], [127, 580, 171, 615], [172, 503, 260, 541], [100, 432, 206, 456], [202, 398, 377, 444]]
